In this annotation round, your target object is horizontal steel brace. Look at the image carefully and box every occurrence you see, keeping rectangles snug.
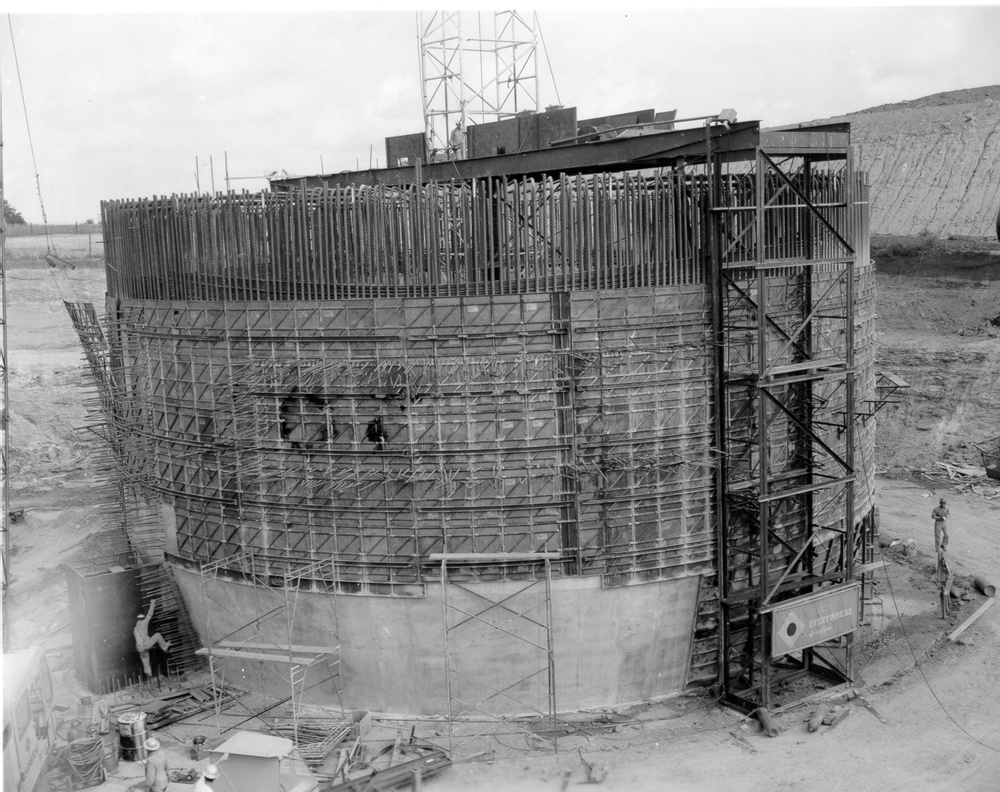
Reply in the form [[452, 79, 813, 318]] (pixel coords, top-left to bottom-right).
[[721, 256, 855, 271], [280, 122, 763, 188], [722, 570, 847, 605], [757, 476, 855, 503]]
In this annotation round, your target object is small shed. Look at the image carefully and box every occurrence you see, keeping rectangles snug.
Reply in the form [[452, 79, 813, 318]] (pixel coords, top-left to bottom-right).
[[209, 731, 318, 792]]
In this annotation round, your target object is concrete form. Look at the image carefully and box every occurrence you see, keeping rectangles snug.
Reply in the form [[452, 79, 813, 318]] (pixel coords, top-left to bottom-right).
[[74, 118, 877, 717]]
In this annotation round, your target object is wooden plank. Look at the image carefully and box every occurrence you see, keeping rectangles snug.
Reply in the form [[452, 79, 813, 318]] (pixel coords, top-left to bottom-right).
[[388, 730, 402, 768], [948, 598, 996, 642], [854, 560, 887, 576], [195, 647, 325, 665], [429, 552, 561, 562], [215, 641, 339, 654]]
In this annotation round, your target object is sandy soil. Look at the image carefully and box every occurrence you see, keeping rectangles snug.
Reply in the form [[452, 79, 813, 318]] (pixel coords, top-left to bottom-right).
[[6, 234, 1000, 791]]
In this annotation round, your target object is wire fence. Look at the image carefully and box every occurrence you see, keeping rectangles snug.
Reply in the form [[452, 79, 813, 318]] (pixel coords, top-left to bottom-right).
[[5, 222, 102, 237]]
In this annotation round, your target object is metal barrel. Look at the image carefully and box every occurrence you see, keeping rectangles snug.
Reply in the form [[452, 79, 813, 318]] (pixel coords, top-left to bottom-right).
[[116, 711, 148, 762]]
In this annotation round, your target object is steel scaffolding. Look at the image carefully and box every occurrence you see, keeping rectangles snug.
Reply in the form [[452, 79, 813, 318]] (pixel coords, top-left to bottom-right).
[[196, 551, 343, 743], [708, 138, 872, 711], [434, 552, 557, 758]]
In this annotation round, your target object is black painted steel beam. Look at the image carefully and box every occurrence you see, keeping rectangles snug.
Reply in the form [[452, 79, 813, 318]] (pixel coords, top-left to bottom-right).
[[273, 121, 764, 190]]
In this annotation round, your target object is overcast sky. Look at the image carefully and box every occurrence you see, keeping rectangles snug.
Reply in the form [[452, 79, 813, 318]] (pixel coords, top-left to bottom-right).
[[3, 5, 999, 224]]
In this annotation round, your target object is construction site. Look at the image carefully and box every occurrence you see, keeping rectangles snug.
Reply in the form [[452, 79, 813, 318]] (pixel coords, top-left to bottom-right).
[[4, 11, 1000, 792]]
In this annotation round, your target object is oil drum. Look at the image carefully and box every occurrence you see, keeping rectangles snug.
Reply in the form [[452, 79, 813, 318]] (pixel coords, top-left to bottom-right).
[[116, 711, 147, 762]]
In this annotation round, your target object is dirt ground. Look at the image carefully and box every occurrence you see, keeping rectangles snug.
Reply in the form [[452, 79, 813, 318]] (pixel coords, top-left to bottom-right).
[[5, 234, 1000, 791]]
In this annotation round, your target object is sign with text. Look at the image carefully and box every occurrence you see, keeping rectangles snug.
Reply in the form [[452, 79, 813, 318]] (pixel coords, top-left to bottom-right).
[[765, 584, 861, 658]]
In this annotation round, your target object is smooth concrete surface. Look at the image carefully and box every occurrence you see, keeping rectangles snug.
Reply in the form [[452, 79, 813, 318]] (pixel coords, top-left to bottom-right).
[[173, 564, 700, 716]]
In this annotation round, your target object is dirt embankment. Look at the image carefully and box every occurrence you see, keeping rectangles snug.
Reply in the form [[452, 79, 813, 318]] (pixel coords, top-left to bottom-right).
[[5, 252, 107, 495], [871, 235, 1000, 476], [813, 85, 1000, 238]]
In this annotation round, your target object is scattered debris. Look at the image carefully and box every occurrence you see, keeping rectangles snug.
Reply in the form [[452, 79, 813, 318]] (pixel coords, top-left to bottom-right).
[[134, 684, 236, 729], [948, 597, 996, 642], [324, 747, 451, 792], [825, 708, 851, 731], [935, 461, 986, 479], [578, 747, 609, 784], [270, 717, 358, 769], [728, 728, 757, 754], [920, 462, 1000, 499], [821, 706, 843, 726], [46, 253, 76, 270], [852, 690, 888, 725], [755, 707, 780, 738]]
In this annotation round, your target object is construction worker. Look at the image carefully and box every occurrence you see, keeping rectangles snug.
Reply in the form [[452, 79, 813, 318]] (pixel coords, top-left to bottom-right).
[[193, 764, 219, 791], [932, 497, 950, 554], [144, 737, 170, 792], [932, 497, 953, 618], [449, 121, 465, 160], [135, 598, 171, 676]]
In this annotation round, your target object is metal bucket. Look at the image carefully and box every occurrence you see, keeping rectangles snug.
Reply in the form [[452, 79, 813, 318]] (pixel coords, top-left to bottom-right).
[[116, 711, 147, 762]]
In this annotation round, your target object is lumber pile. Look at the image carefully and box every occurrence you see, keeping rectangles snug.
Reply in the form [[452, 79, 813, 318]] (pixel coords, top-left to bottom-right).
[[922, 462, 1000, 499]]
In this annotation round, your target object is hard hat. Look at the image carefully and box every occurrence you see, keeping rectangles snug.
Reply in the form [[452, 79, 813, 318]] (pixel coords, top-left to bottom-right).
[[144, 738, 160, 751], [204, 764, 219, 780]]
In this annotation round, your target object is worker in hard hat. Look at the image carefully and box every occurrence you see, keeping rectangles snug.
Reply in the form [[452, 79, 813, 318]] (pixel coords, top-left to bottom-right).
[[135, 598, 171, 676], [193, 764, 219, 791], [144, 737, 170, 792]]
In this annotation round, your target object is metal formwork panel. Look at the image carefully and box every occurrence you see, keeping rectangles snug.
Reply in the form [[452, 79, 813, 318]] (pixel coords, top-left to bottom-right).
[[136, 288, 715, 586]]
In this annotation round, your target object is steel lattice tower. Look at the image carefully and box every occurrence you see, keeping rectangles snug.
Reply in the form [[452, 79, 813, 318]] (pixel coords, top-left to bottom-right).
[[418, 10, 539, 161]]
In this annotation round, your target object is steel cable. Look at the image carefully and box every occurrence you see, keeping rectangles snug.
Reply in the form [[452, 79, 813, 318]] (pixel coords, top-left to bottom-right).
[[67, 736, 106, 785]]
